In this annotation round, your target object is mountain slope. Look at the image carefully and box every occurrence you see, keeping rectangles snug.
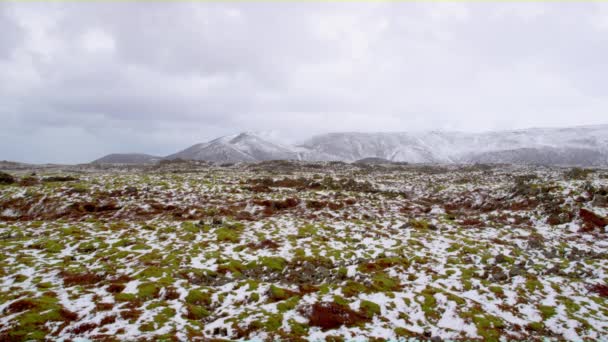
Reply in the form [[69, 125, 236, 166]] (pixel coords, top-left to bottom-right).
[[300, 125, 608, 165], [165, 132, 301, 162]]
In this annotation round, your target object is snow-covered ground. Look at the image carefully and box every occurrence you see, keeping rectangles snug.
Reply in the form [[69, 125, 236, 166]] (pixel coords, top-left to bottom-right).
[[0, 163, 607, 340]]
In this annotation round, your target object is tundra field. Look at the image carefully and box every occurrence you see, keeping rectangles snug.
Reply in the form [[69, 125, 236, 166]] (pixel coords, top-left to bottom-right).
[[0, 161, 607, 341]]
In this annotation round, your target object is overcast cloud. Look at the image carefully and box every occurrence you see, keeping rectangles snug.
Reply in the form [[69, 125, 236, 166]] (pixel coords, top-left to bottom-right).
[[0, 2, 607, 163]]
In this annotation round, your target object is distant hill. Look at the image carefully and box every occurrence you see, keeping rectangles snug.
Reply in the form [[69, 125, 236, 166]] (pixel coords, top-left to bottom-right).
[[353, 157, 396, 165], [92, 153, 162, 164]]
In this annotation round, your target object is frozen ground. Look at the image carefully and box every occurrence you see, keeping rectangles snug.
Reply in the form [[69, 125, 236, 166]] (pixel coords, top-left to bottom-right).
[[0, 161, 607, 341]]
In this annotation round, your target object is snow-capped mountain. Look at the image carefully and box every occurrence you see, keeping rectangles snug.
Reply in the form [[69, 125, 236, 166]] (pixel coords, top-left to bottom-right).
[[92, 125, 608, 166], [165, 132, 302, 162], [300, 125, 608, 165]]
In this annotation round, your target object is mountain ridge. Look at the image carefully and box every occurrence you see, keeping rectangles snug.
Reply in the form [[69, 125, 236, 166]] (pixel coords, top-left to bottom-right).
[[92, 124, 608, 166]]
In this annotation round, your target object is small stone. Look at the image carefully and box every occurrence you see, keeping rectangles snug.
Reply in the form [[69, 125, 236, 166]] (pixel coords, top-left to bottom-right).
[[509, 266, 526, 278], [495, 254, 508, 264], [592, 195, 607, 207]]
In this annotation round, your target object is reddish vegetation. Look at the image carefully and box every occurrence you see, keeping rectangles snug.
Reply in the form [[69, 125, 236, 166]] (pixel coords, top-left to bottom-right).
[[579, 208, 608, 228], [247, 239, 280, 250], [163, 287, 180, 300], [100, 315, 117, 326], [62, 272, 104, 286], [344, 198, 357, 205], [298, 284, 320, 294], [304, 302, 368, 330], [328, 202, 345, 210], [589, 284, 608, 297], [59, 308, 79, 321], [254, 198, 301, 216], [245, 184, 273, 193], [74, 201, 121, 213], [95, 303, 114, 311], [306, 200, 327, 210], [461, 218, 483, 227], [235, 211, 255, 221], [5, 299, 37, 313], [69, 322, 98, 334], [120, 309, 142, 321], [19, 176, 39, 186], [107, 283, 126, 293]]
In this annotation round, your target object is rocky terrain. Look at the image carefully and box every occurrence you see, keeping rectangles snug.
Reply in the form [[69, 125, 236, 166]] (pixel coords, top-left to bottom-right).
[[0, 161, 607, 341], [95, 125, 608, 166]]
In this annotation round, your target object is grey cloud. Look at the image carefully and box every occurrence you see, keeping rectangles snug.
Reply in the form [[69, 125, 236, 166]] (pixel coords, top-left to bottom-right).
[[0, 2, 607, 163]]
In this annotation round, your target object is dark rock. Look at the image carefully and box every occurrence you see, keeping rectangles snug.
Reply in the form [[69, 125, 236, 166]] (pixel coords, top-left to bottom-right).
[[528, 238, 544, 250], [592, 195, 607, 207], [42, 176, 78, 182], [124, 186, 138, 195], [495, 254, 508, 264], [0, 171, 15, 185], [490, 266, 508, 282], [544, 264, 560, 275], [509, 265, 527, 278]]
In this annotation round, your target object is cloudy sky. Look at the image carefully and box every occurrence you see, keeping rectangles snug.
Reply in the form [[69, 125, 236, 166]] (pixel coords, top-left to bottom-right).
[[1, 2, 607, 163]]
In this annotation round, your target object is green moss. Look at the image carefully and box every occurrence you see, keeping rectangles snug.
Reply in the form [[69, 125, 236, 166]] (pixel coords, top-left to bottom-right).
[[245, 280, 259, 291], [154, 307, 176, 327], [557, 296, 581, 314], [277, 296, 300, 312], [76, 241, 97, 253], [34, 280, 52, 290], [359, 300, 381, 318], [181, 221, 200, 233], [525, 277, 543, 293], [115, 293, 138, 302], [528, 321, 544, 331], [137, 282, 160, 300], [288, 319, 309, 335], [43, 240, 63, 253], [14, 274, 28, 283], [409, 218, 430, 230], [139, 266, 166, 279], [333, 295, 349, 306], [139, 322, 155, 331], [8, 295, 64, 340], [216, 227, 241, 243], [264, 313, 283, 331], [187, 304, 210, 320], [538, 305, 557, 320], [489, 286, 504, 295], [418, 288, 440, 321], [446, 293, 466, 306], [258, 256, 287, 272], [394, 327, 416, 337], [372, 272, 400, 292], [297, 224, 318, 238], [217, 259, 246, 276], [342, 280, 366, 297], [185, 289, 211, 306], [269, 285, 296, 302], [463, 312, 506, 341]]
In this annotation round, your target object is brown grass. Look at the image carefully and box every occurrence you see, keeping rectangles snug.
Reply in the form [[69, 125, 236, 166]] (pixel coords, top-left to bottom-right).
[[302, 302, 368, 330]]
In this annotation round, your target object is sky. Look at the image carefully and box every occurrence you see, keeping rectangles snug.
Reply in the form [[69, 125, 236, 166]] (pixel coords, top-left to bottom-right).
[[0, 2, 607, 164]]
